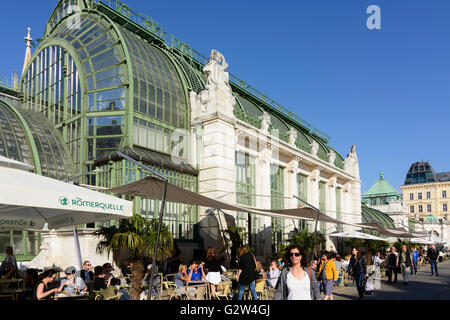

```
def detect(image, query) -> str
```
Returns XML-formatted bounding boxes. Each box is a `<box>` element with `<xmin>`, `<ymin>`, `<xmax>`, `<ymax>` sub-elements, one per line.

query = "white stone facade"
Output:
<box><xmin>191</xmin><ymin>50</ymin><xmax>363</xmax><ymax>262</ymax></box>
<box><xmin>30</xmin><ymin>49</ymin><xmax>363</xmax><ymax>268</ymax></box>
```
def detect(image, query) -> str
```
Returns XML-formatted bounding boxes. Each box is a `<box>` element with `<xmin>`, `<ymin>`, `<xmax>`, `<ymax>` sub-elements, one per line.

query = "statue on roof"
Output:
<box><xmin>344</xmin><ymin>144</ymin><xmax>360</xmax><ymax>178</ymax></box>
<box><xmin>310</xmin><ymin>140</ymin><xmax>319</xmax><ymax>156</ymax></box>
<box><xmin>328</xmin><ymin>150</ymin><xmax>336</xmax><ymax>165</ymax></box>
<box><xmin>190</xmin><ymin>49</ymin><xmax>236</xmax><ymax>120</ymax></box>
<box><xmin>288</xmin><ymin>127</ymin><xmax>297</xmax><ymax>146</ymax></box>
<box><xmin>260</xmin><ymin>112</ymin><xmax>271</xmax><ymax>133</ymax></box>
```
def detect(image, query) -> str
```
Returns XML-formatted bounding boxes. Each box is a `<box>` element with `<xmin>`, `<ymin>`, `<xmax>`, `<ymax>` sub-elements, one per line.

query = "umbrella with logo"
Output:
<box><xmin>328</xmin><ymin>231</ymin><xmax>385</xmax><ymax>241</ymax></box>
<box><xmin>0</xmin><ymin>160</ymin><xmax>133</xmax><ymax>270</ymax></box>
<box><xmin>0</xmin><ymin>166</ymin><xmax>132</xmax><ymax>230</ymax></box>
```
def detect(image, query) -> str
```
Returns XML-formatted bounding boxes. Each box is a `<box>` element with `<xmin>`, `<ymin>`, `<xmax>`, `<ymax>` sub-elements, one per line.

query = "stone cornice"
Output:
<box><xmin>235</xmin><ymin>119</ymin><xmax>360</xmax><ymax>183</ymax></box>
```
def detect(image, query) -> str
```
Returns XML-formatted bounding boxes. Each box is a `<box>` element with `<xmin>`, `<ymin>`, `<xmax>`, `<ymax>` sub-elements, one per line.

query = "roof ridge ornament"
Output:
<box><xmin>189</xmin><ymin>49</ymin><xmax>236</xmax><ymax>120</ymax></box>
<box><xmin>22</xmin><ymin>27</ymin><xmax>33</xmax><ymax>76</ymax></box>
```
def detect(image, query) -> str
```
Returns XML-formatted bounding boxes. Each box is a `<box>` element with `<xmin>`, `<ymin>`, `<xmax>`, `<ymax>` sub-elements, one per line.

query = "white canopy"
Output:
<box><xmin>328</xmin><ymin>231</ymin><xmax>385</xmax><ymax>241</ymax></box>
<box><xmin>410</xmin><ymin>238</ymin><xmax>434</xmax><ymax>245</ymax></box>
<box><xmin>0</xmin><ymin>155</ymin><xmax>34</xmax><ymax>171</ymax></box>
<box><xmin>0</xmin><ymin>166</ymin><xmax>133</xmax><ymax>230</ymax></box>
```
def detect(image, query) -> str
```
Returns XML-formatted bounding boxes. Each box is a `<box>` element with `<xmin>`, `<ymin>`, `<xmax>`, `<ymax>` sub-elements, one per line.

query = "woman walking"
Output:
<box><xmin>204</xmin><ymin>247</ymin><xmax>222</xmax><ymax>299</ymax></box>
<box><xmin>236</xmin><ymin>245</ymin><xmax>258</xmax><ymax>300</ymax></box>
<box><xmin>318</xmin><ymin>252</ymin><xmax>338</xmax><ymax>300</ymax></box>
<box><xmin>274</xmin><ymin>245</ymin><xmax>321</xmax><ymax>300</ymax></box>
<box><xmin>348</xmin><ymin>248</ymin><xmax>368</xmax><ymax>300</ymax></box>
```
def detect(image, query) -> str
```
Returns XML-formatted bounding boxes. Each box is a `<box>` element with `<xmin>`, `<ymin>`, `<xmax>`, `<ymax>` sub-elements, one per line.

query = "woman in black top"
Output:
<box><xmin>204</xmin><ymin>247</ymin><xmax>222</xmax><ymax>299</ymax></box>
<box><xmin>35</xmin><ymin>269</ymin><xmax>65</xmax><ymax>300</ymax></box>
<box><xmin>236</xmin><ymin>245</ymin><xmax>258</xmax><ymax>300</ymax></box>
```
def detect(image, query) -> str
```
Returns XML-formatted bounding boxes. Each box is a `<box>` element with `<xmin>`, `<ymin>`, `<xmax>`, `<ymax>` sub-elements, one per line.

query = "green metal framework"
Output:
<box><xmin>94</xmin><ymin>158</ymin><xmax>198</xmax><ymax>239</ymax></box>
<box><xmin>0</xmin><ymin>100</ymin><xmax>72</xmax><ymax>179</ymax></box>
<box><xmin>89</xmin><ymin>0</ymin><xmax>348</xmax><ymax>167</ymax></box>
<box><xmin>361</xmin><ymin>203</ymin><xmax>395</xmax><ymax>229</ymax></box>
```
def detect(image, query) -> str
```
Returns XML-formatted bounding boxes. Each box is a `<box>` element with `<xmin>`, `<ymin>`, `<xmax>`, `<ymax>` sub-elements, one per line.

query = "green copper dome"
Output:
<box><xmin>362</xmin><ymin>172</ymin><xmax>401</xmax><ymax>205</ymax></box>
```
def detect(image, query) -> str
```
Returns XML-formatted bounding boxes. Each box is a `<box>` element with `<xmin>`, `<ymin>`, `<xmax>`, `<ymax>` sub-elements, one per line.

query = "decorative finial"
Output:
<box><xmin>22</xmin><ymin>27</ymin><xmax>33</xmax><ymax>76</ymax></box>
<box><xmin>380</xmin><ymin>171</ymin><xmax>384</xmax><ymax>180</ymax></box>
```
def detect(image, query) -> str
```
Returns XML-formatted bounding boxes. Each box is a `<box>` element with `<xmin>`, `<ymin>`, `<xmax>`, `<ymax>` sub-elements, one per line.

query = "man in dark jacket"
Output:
<box><xmin>80</xmin><ymin>261</ymin><xmax>94</xmax><ymax>282</ymax></box>
<box><xmin>427</xmin><ymin>244</ymin><xmax>440</xmax><ymax>276</ymax></box>
<box><xmin>396</xmin><ymin>245</ymin><xmax>414</xmax><ymax>285</ymax></box>
<box><xmin>386</xmin><ymin>247</ymin><xmax>398</xmax><ymax>283</ymax></box>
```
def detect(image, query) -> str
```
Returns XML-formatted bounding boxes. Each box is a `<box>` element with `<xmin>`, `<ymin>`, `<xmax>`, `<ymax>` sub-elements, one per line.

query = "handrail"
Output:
<box><xmin>0</xmin><ymin>75</ymin><xmax>14</xmax><ymax>89</ymax></box>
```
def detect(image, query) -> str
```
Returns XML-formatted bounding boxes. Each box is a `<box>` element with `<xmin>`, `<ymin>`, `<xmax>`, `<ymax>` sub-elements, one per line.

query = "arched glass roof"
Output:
<box><xmin>0</xmin><ymin>101</ymin><xmax>33</xmax><ymax>166</ymax></box>
<box><xmin>361</xmin><ymin>203</ymin><xmax>396</xmax><ymax>229</ymax></box>
<box><xmin>19</xmin><ymin>108</ymin><xmax>73</xmax><ymax>180</ymax></box>
<box><xmin>50</xmin><ymin>12</ymin><xmax>127</xmax><ymax>112</ymax></box>
<box><xmin>119</xmin><ymin>26</ymin><xmax>188</xmax><ymax>129</ymax></box>
<box><xmin>0</xmin><ymin>100</ymin><xmax>73</xmax><ymax>180</ymax></box>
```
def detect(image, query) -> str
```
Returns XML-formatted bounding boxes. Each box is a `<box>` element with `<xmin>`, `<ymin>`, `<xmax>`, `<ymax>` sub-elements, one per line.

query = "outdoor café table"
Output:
<box><xmin>54</xmin><ymin>291</ymin><xmax>90</xmax><ymax>300</ymax></box>
<box><xmin>186</xmin><ymin>281</ymin><xmax>210</xmax><ymax>300</ymax></box>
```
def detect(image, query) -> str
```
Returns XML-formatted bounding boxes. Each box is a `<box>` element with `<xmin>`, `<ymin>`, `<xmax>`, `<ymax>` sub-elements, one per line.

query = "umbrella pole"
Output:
<box><xmin>293</xmin><ymin>195</ymin><xmax>321</xmax><ymax>261</ymax></box>
<box><xmin>148</xmin><ymin>179</ymin><xmax>168</xmax><ymax>300</ymax></box>
<box><xmin>73</xmin><ymin>225</ymin><xmax>83</xmax><ymax>272</ymax></box>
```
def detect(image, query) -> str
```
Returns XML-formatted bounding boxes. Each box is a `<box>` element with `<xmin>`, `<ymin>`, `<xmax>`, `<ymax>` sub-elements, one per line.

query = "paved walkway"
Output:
<box><xmin>332</xmin><ymin>260</ymin><xmax>450</xmax><ymax>300</ymax></box>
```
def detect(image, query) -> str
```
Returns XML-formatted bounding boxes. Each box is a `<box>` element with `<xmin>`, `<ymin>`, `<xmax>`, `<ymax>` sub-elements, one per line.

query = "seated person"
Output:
<box><xmin>103</xmin><ymin>262</ymin><xmax>121</xmax><ymax>286</ymax></box>
<box><xmin>35</xmin><ymin>269</ymin><xmax>66</xmax><ymax>300</ymax></box>
<box><xmin>80</xmin><ymin>261</ymin><xmax>94</xmax><ymax>282</ymax></box>
<box><xmin>121</xmin><ymin>260</ymin><xmax>133</xmax><ymax>278</ymax></box>
<box><xmin>174</xmin><ymin>264</ymin><xmax>196</xmax><ymax>297</ymax></box>
<box><xmin>21</xmin><ymin>268</ymin><xmax>39</xmax><ymax>300</ymax></box>
<box><xmin>266</xmin><ymin>260</ymin><xmax>281</xmax><ymax>288</ymax></box>
<box><xmin>1</xmin><ymin>262</ymin><xmax>21</xmax><ymax>280</ymax></box>
<box><xmin>186</xmin><ymin>261</ymin><xmax>205</xmax><ymax>283</ymax></box>
<box><xmin>93</xmin><ymin>266</ymin><xmax>130</xmax><ymax>300</ymax></box>
<box><xmin>59</xmin><ymin>266</ymin><xmax>87</xmax><ymax>294</ymax></box>
<box><xmin>255</xmin><ymin>260</ymin><xmax>267</xmax><ymax>282</ymax></box>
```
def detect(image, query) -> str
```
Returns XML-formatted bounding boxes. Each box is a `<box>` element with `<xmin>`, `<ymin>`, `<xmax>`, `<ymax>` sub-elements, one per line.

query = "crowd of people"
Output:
<box><xmin>0</xmin><ymin>242</ymin><xmax>446</xmax><ymax>301</ymax></box>
<box><xmin>0</xmin><ymin>246</ymin><xmax>132</xmax><ymax>300</ymax></box>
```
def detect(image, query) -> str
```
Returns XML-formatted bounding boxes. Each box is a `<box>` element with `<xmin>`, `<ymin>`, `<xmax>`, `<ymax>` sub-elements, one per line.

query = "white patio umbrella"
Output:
<box><xmin>0</xmin><ymin>165</ymin><xmax>133</xmax><ymax>270</ymax></box>
<box><xmin>410</xmin><ymin>238</ymin><xmax>434</xmax><ymax>245</ymax></box>
<box><xmin>328</xmin><ymin>231</ymin><xmax>385</xmax><ymax>241</ymax></box>
<box><xmin>0</xmin><ymin>155</ymin><xmax>34</xmax><ymax>171</ymax></box>
<box><xmin>0</xmin><ymin>166</ymin><xmax>133</xmax><ymax>230</ymax></box>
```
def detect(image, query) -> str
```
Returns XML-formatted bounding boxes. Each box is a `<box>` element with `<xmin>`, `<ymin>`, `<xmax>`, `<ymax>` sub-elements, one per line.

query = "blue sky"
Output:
<box><xmin>1</xmin><ymin>0</ymin><xmax>449</xmax><ymax>193</ymax></box>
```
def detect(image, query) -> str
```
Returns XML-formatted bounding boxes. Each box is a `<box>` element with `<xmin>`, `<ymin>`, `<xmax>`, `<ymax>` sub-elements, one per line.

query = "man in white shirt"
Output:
<box><xmin>60</xmin><ymin>266</ymin><xmax>87</xmax><ymax>294</ymax></box>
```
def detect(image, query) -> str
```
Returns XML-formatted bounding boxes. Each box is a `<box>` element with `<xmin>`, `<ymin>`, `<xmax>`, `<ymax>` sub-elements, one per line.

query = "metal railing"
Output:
<box><xmin>93</xmin><ymin>0</ymin><xmax>331</xmax><ymax>143</ymax></box>
<box><xmin>0</xmin><ymin>75</ymin><xmax>14</xmax><ymax>89</ymax></box>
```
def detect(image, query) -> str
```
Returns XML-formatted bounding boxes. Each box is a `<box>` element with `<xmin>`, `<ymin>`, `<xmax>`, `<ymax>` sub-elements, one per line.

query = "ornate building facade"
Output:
<box><xmin>401</xmin><ymin>162</ymin><xmax>450</xmax><ymax>246</ymax></box>
<box><xmin>0</xmin><ymin>0</ymin><xmax>363</xmax><ymax>265</ymax></box>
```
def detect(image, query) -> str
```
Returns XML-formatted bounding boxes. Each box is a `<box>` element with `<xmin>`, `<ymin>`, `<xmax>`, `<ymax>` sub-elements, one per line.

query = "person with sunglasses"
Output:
<box><xmin>80</xmin><ymin>261</ymin><xmax>94</xmax><ymax>282</ymax></box>
<box><xmin>274</xmin><ymin>245</ymin><xmax>321</xmax><ymax>300</ymax></box>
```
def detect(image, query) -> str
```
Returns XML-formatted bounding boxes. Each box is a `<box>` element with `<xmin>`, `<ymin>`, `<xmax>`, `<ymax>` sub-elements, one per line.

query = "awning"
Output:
<box><xmin>108</xmin><ymin>176</ymin><xmax>375</xmax><ymax>229</ymax></box>
<box><xmin>410</xmin><ymin>238</ymin><xmax>434</xmax><ymax>245</ymax></box>
<box><xmin>328</xmin><ymin>231</ymin><xmax>385</xmax><ymax>241</ymax></box>
<box><xmin>0</xmin><ymin>166</ymin><xmax>133</xmax><ymax>230</ymax></box>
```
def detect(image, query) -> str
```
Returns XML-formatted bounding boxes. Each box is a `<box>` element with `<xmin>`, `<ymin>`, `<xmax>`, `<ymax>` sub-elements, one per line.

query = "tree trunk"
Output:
<box><xmin>130</xmin><ymin>259</ymin><xmax>144</xmax><ymax>300</ymax></box>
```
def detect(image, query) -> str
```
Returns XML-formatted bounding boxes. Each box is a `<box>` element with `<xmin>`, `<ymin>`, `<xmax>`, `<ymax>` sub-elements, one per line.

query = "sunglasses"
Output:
<box><xmin>290</xmin><ymin>252</ymin><xmax>301</xmax><ymax>257</ymax></box>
